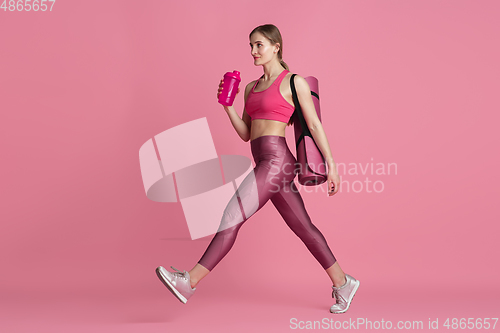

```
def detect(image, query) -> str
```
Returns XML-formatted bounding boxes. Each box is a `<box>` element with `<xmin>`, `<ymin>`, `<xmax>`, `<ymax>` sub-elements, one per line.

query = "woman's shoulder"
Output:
<box><xmin>243</xmin><ymin>80</ymin><xmax>258</xmax><ymax>103</ymax></box>
<box><xmin>245</xmin><ymin>79</ymin><xmax>258</xmax><ymax>89</ymax></box>
<box><xmin>287</xmin><ymin>71</ymin><xmax>304</xmax><ymax>80</ymax></box>
<box><xmin>286</xmin><ymin>72</ymin><xmax>307</xmax><ymax>83</ymax></box>
<box><xmin>287</xmin><ymin>73</ymin><xmax>311</xmax><ymax>94</ymax></box>
<box><xmin>244</xmin><ymin>80</ymin><xmax>258</xmax><ymax>94</ymax></box>
<box><xmin>284</xmin><ymin>71</ymin><xmax>306</xmax><ymax>83</ymax></box>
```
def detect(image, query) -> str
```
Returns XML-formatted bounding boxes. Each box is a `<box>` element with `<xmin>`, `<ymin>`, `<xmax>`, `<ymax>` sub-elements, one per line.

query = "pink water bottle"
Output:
<box><xmin>218</xmin><ymin>70</ymin><xmax>241</xmax><ymax>106</ymax></box>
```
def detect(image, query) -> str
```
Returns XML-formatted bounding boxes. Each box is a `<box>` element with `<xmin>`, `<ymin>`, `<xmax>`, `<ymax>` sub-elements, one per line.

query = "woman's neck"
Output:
<box><xmin>261</xmin><ymin>61</ymin><xmax>285</xmax><ymax>81</ymax></box>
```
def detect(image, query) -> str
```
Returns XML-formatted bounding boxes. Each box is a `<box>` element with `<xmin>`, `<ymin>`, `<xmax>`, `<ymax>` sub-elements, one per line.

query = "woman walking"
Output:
<box><xmin>156</xmin><ymin>24</ymin><xmax>359</xmax><ymax>313</ymax></box>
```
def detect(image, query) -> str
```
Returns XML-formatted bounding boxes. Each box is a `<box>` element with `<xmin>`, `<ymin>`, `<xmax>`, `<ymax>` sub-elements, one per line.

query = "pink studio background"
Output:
<box><xmin>1</xmin><ymin>0</ymin><xmax>499</xmax><ymax>332</ymax></box>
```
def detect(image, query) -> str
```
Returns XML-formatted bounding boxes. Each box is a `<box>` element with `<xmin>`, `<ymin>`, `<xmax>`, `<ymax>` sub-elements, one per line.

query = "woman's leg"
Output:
<box><xmin>192</xmin><ymin>136</ymin><xmax>297</xmax><ymax>286</ymax></box>
<box><xmin>188</xmin><ymin>263</ymin><xmax>210</xmax><ymax>289</ymax></box>
<box><xmin>270</xmin><ymin>174</ymin><xmax>346</xmax><ymax>287</ymax></box>
<box><xmin>326</xmin><ymin>262</ymin><xmax>347</xmax><ymax>287</ymax></box>
<box><xmin>266</xmin><ymin>149</ymin><xmax>360</xmax><ymax>313</ymax></box>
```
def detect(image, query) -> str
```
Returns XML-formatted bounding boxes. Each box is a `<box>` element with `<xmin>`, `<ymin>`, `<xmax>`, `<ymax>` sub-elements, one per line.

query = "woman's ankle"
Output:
<box><xmin>188</xmin><ymin>274</ymin><xmax>198</xmax><ymax>289</ymax></box>
<box><xmin>188</xmin><ymin>263</ymin><xmax>211</xmax><ymax>289</ymax></box>
<box><xmin>333</xmin><ymin>274</ymin><xmax>346</xmax><ymax>288</ymax></box>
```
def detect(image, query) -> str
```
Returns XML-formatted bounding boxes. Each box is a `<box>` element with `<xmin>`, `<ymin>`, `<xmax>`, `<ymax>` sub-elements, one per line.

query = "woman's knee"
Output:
<box><xmin>218</xmin><ymin>207</ymin><xmax>245</xmax><ymax>232</ymax></box>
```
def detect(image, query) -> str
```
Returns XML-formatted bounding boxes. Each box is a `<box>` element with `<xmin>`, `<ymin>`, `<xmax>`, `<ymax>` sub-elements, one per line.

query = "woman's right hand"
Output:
<box><xmin>217</xmin><ymin>78</ymin><xmax>240</xmax><ymax>101</ymax></box>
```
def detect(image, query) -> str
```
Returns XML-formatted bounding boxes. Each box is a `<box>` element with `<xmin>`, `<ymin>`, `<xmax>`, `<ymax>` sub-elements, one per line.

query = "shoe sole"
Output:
<box><xmin>330</xmin><ymin>280</ymin><xmax>360</xmax><ymax>314</ymax></box>
<box><xmin>155</xmin><ymin>267</ymin><xmax>188</xmax><ymax>304</ymax></box>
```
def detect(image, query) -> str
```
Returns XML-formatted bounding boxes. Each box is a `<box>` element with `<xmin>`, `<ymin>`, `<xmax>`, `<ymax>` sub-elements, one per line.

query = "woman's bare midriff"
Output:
<box><xmin>250</xmin><ymin>119</ymin><xmax>287</xmax><ymax>141</ymax></box>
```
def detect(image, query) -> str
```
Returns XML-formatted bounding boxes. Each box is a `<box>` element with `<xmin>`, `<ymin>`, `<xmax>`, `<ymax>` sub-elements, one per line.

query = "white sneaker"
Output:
<box><xmin>330</xmin><ymin>274</ymin><xmax>360</xmax><ymax>313</ymax></box>
<box><xmin>156</xmin><ymin>266</ymin><xmax>196</xmax><ymax>304</ymax></box>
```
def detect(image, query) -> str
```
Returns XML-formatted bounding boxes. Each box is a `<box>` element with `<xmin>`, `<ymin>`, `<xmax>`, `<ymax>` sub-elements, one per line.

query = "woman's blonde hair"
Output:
<box><xmin>249</xmin><ymin>24</ymin><xmax>294</xmax><ymax>126</ymax></box>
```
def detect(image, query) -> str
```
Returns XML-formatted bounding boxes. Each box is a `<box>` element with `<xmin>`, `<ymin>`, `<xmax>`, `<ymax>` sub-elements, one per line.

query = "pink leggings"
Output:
<box><xmin>197</xmin><ymin>135</ymin><xmax>336</xmax><ymax>271</ymax></box>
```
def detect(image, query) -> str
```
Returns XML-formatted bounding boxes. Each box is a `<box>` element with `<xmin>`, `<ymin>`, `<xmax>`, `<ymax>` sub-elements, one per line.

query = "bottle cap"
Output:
<box><xmin>231</xmin><ymin>70</ymin><xmax>241</xmax><ymax>81</ymax></box>
<box><xmin>224</xmin><ymin>70</ymin><xmax>241</xmax><ymax>81</ymax></box>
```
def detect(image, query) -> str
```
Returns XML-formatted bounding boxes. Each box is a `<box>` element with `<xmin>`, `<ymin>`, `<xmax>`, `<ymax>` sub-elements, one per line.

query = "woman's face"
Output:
<box><xmin>249</xmin><ymin>32</ymin><xmax>279</xmax><ymax>66</ymax></box>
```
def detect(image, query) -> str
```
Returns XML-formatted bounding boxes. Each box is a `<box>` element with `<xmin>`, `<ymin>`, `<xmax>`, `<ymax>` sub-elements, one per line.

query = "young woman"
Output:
<box><xmin>156</xmin><ymin>24</ymin><xmax>359</xmax><ymax>313</ymax></box>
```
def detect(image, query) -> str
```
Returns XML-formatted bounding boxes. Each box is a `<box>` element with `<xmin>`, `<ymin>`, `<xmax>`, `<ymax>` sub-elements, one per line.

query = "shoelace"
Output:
<box><xmin>332</xmin><ymin>288</ymin><xmax>346</xmax><ymax>304</ymax></box>
<box><xmin>170</xmin><ymin>266</ymin><xmax>187</xmax><ymax>280</ymax></box>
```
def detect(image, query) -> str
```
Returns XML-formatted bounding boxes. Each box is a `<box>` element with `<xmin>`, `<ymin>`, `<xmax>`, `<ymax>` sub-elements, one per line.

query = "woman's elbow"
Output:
<box><xmin>243</xmin><ymin>125</ymin><xmax>251</xmax><ymax>142</ymax></box>
<box><xmin>308</xmin><ymin>121</ymin><xmax>322</xmax><ymax>133</ymax></box>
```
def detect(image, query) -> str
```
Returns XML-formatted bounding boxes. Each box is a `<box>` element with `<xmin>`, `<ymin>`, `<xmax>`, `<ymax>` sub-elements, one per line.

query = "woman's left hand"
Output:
<box><xmin>327</xmin><ymin>168</ymin><xmax>340</xmax><ymax>196</ymax></box>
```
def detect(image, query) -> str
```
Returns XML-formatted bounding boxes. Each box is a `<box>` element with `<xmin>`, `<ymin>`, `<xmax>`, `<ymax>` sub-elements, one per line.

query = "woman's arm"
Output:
<box><xmin>219</xmin><ymin>80</ymin><xmax>254</xmax><ymax>142</ymax></box>
<box><xmin>294</xmin><ymin>75</ymin><xmax>340</xmax><ymax>195</ymax></box>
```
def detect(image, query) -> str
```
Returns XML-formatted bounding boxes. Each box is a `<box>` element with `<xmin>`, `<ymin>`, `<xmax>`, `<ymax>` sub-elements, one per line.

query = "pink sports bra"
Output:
<box><xmin>245</xmin><ymin>69</ymin><xmax>295</xmax><ymax>124</ymax></box>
